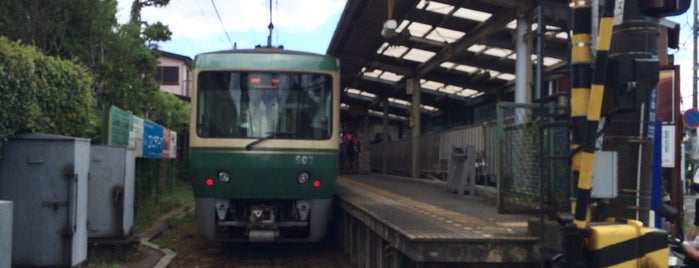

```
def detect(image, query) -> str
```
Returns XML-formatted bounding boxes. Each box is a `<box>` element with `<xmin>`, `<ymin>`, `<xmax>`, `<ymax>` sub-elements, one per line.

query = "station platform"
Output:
<box><xmin>334</xmin><ymin>174</ymin><xmax>542</xmax><ymax>267</ymax></box>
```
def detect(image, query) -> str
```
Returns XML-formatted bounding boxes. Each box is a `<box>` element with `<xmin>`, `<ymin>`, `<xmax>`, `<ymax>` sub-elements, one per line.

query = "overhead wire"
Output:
<box><xmin>193</xmin><ymin>0</ymin><xmax>227</xmax><ymax>45</ymax></box>
<box><xmin>210</xmin><ymin>0</ymin><xmax>235</xmax><ymax>48</ymax></box>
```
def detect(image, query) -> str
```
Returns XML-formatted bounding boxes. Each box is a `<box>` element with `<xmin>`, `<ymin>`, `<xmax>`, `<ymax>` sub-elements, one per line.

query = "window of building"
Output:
<box><xmin>156</xmin><ymin>66</ymin><xmax>179</xmax><ymax>85</ymax></box>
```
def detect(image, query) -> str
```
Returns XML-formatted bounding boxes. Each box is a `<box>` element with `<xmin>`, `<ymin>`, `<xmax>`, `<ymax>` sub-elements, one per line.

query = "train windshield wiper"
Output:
<box><xmin>245</xmin><ymin>132</ymin><xmax>296</xmax><ymax>150</ymax></box>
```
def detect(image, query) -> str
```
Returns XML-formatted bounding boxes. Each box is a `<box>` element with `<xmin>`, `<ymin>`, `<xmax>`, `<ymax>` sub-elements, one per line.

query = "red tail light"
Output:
<box><xmin>206</xmin><ymin>178</ymin><xmax>214</xmax><ymax>186</ymax></box>
<box><xmin>313</xmin><ymin>180</ymin><xmax>321</xmax><ymax>188</ymax></box>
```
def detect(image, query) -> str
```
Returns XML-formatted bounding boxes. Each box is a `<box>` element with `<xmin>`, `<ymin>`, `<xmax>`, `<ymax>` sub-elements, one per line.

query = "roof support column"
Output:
<box><xmin>382</xmin><ymin>97</ymin><xmax>389</xmax><ymax>174</ymax></box>
<box><xmin>515</xmin><ymin>10</ymin><xmax>532</xmax><ymax>124</ymax></box>
<box><xmin>409</xmin><ymin>78</ymin><xmax>421</xmax><ymax>178</ymax></box>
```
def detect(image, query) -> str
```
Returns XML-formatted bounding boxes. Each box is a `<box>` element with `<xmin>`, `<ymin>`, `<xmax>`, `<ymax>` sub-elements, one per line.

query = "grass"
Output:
<box><xmin>133</xmin><ymin>179</ymin><xmax>195</xmax><ymax>234</ymax></box>
<box><xmin>88</xmin><ymin>179</ymin><xmax>194</xmax><ymax>267</ymax></box>
<box><xmin>151</xmin><ymin>209</ymin><xmax>198</xmax><ymax>250</ymax></box>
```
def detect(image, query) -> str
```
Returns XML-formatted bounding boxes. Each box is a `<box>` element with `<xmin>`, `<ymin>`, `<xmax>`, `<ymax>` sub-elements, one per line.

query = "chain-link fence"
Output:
<box><xmin>496</xmin><ymin>100</ymin><xmax>570</xmax><ymax>214</ymax></box>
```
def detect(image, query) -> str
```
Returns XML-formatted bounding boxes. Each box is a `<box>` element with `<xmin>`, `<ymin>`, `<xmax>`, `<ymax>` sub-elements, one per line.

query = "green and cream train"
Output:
<box><xmin>189</xmin><ymin>47</ymin><xmax>340</xmax><ymax>242</ymax></box>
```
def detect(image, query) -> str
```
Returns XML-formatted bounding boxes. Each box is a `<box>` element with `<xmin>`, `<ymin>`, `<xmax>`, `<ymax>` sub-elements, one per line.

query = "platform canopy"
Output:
<box><xmin>327</xmin><ymin>0</ymin><xmax>570</xmax><ymax>122</ymax></box>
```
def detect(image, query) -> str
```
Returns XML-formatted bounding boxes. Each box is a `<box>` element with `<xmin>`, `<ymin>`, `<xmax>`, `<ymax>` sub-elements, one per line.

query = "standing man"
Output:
<box><xmin>341</xmin><ymin>127</ymin><xmax>357</xmax><ymax>173</ymax></box>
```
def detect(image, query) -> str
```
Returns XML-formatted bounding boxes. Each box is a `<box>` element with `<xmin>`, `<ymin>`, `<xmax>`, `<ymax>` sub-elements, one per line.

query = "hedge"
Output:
<box><xmin>0</xmin><ymin>36</ymin><xmax>96</xmax><ymax>144</ymax></box>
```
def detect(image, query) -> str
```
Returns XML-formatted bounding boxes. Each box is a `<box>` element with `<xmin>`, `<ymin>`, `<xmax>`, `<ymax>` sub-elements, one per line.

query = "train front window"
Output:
<box><xmin>196</xmin><ymin>71</ymin><xmax>333</xmax><ymax>139</ymax></box>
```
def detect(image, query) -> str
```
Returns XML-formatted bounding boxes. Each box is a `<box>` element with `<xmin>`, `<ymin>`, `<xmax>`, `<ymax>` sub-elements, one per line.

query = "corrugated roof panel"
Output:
<box><xmin>425</xmin><ymin>27</ymin><xmax>465</xmax><ymax>43</ymax></box>
<box><xmin>362</xmin><ymin>69</ymin><xmax>383</xmax><ymax>78</ymax></box>
<box><xmin>484</xmin><ymin>48</ymin><xmax>513</xmax><ymax>58</ymax></box>
<box><xmin>361</xmin><ymin>91</ymin><xmax>377</xmax><ymax>98</ymax></box>
<box><xmin>458</xmin><ymin>88</ymin><xmax>480</xmax><ymax>97</ymax></box>
<box><xmin>531</xmin><ymin>55</ymin><xmax>564</xmax><ymax>66</ymax></box>
<box><xmin>380</xmin><ymin>71</ymin><xmax>404</xmax><ymax>82</ymax></box>
<box><xmin>453</xmin><ymin>8</ymin><xmax>491</xmax><ymax>22</ymax></box>
<box><xmin>467</xmin><ymin>44</ymin><xmax>487</xmax><ymax>53</ymax></box>
<box><xmin>388</xmin><ymin>97</ymin><xmax>410</xmax><ymax>107</ymax></box>
<box><xmin>403</xmin><ymin>48</ymin><xmax>436</xmax><ymax>62</ymax></box>
<box><xmin>396</xmin><ymin>20</ymin><xmax>411</xmax><ymax>32</ymax></box>
<box><xmin>417</xmin><ymin>0</ymin><xmax>454</xmax><ymax>14</ymax></box>
<box><xmin>453</xmin><ymin>64</ymin><xmax>478</xmax><ymax>73</ymax></box>
<box><xmin>421</xmin><ymin>79</ymin><xmax>444</xmax><ymax>90</ymax></box>
<box><xmin>407</xmin><ymin>22</ymin><xmax>433</xmax><ymax>38</ymax></box>
<box><xmin>381</xmin><ymin>45</ymin><xmax>410</xmax><ymax>58</ymax></box>
<box><xmin>420</xmin><ymin>104</ymin><xmax>439</xmax><ymax>112</ymax></box>
<box><xmin>441</xmin><ymin>85</ymin><xmax>462</xmax><ymax>94</ymax></box>
<box><xmin>496</xmin><ymin>73</ymin><xmax>516</xmax><ymax>81</ymax></box>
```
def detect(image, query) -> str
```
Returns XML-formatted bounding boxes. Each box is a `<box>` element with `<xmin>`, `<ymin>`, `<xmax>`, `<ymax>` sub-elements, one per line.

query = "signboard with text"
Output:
<box><xmin>143</xmin><ymin>120</ymin><xmax>164</xmax><ymax>158</ymax></box>
<box><xmin>108</xmin><ymin>106</ymin><xmax>131</xmax><ymax>147</ymax></box>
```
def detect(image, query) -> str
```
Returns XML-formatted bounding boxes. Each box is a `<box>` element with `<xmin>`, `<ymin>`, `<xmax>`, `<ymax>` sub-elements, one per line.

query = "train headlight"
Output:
<box><xmin>297</xmin><ymin>172</ymin><xmax>310</xmax><ymax>184</ymax></box>
<box><xmin>217</xmin><ymin>171</ymin><xmax>231</xmax><ymax>183</ymax></box>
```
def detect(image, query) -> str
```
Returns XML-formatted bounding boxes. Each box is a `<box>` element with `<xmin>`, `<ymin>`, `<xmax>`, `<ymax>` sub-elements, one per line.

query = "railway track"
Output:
<box><xmin>165</xmin><ymin>236</ymin><xmax>350</xmax><ymax>267</ymax></box>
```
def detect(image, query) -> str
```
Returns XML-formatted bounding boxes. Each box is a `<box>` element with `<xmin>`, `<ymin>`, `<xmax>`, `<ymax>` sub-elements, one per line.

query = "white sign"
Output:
<box><xmin>661</xmin><ymin>125</ymin><xmax>675</xmax><ymax>168</ymax></box>
<box><xmin>613</xmin><ymin>0</ymin><xmax>625</xmax><ymax>26</ymax></box>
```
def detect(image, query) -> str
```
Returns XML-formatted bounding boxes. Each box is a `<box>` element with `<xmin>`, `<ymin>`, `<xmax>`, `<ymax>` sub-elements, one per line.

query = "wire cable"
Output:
<box><xmin>193</xmin><ymin>0</ymin><xmax>226</xmax><ymax>44</ymax></box>
<box><xmin>210</xmin><ymin>0</ymin><xmax>234</xmax><ymax>48</ymax></box>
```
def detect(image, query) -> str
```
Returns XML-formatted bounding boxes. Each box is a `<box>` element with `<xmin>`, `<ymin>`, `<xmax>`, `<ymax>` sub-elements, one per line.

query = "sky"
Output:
<box><xmin>116</xmin><ymin>0</ymin><xmax>347</xmax><ymax>57</ymax></box>
<box><xmin>117</xmin><ymin>1</ymin><xmax>697</xmax><ymax>111</ymax></box>
<box><xmin>667</xmin><ymin>11</ymin><xmax>696</xmax><ymax>111</ymax></box>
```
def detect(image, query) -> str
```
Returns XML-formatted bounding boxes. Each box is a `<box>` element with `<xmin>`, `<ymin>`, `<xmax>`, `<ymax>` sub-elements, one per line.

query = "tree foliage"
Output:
<box><xmin>0</xmin><ymin>0</ymin><xmax>189</xmax><ymax>141</ymax></box>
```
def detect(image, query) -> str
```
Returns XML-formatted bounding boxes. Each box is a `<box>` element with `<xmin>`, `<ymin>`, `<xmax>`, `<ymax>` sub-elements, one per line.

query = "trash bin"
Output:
<box><xmin>88</xmin><ymin>145</ymin><xmax>136</xmax><ymax>239</ymax></box>
<box><xmin>446</xmin><ymin>145</ymin><xmax>476</xmax><ymax>195</ymax></box>
<box><xmin>0</xmin><ymin>133</ymin><xmax>90</xmax><ymax>267</ymax></box>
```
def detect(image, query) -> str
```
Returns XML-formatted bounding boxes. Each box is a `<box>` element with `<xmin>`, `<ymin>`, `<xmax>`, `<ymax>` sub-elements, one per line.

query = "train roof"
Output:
<box><xmin>201</xmin><ymin>46</ymin><xmax>323</xmax><ymax>57</ymax></box>
<box><xmin>194</xmin><ymin>47</ymin><xmax>339</xmax><ymax>71</ymax></box>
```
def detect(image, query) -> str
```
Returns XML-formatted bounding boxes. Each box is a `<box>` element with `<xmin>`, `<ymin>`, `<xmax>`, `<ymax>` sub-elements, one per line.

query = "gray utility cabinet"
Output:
<box><xmin>446</xmin><ymin>145</ymin><xmax>476</xmax><ymax>195</ymax></box>
<box><xmin>0</xmin><ymin>200</ymin><xmax>12</xmax><ymax>268</ymax></box>
<box><xmin>88</xmin><ymin>145</ymin><xmax>136</xmax><ymax>238</ymax></box>
<box><xmin>0</xmin><ymin>133</ymin><xmax>90</xmax><ymax>267</ymax></box>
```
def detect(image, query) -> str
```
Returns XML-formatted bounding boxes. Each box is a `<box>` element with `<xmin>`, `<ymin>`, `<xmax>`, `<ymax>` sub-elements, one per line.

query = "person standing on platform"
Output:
<box><xmin>341</xmin><ymin>127</ymin><xmax>357</xmax><ymax>173</ymax></box>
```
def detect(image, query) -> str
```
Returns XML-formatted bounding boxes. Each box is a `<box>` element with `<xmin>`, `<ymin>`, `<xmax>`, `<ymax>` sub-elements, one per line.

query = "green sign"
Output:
<box><xmin>108</xmin><ymin>106</ymin><xmax>131</xmax><ymax>147</ymax></box>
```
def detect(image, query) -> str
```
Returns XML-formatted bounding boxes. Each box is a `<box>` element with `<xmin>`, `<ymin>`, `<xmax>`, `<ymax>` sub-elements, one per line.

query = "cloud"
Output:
<box><xmin>118</xmin><ymin>0</ymin><xmax>346</xmax><ymax>39</ymax></box>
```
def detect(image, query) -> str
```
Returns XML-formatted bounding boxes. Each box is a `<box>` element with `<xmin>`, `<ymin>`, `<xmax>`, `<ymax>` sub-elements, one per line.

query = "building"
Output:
<box><xmin>155</xmin><ymin>51</ymin><xmax>192</xmax><ymax>101</ymax></box>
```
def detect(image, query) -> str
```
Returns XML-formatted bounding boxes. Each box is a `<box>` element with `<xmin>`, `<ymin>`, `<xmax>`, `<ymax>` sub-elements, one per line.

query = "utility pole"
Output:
<box><xmin>693</xmin><ymin>0</ymin><xmax>697</xmax><ymax>109</ymax></box>
<box><xmin>693</xmin><ymin>0</ymin><xmax>698</xmax><ymax>178</ymax></box>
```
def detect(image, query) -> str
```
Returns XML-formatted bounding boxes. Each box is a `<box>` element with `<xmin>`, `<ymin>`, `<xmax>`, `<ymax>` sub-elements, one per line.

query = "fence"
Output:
<box><xmin>368</xmin><ymin>99</ymin><xmax>570</xmax><ymax>215</ymax></box>
<box><xmin>496</xmin><ymin>101</ymin><xmax>570</xmax><ymax>214</ymax></box>
<box><xmin>369</xmin><ymin>122</ymin><xmax>497</xmax><ymax>183</ymax></box>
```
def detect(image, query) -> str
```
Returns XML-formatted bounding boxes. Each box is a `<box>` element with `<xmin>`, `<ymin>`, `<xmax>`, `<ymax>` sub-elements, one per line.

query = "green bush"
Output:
<box><xmin>0</xmin><ymin>36</ymin><xmax>96</xmax><ymax>143</ymax></box>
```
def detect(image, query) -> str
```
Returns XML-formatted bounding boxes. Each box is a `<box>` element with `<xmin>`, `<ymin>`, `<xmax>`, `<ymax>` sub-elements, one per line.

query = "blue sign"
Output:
<box><xmin>684</xmin><ymin>108</ymin><xmax>699</xmax><ymax>129</ymax></box>
<box><xmin>143</xmin><ymin>120</ymin><xmax>164</xmax><ymax>158</ymax></box>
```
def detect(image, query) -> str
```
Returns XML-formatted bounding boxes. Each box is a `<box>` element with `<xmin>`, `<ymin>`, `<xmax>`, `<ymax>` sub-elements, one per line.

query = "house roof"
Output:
<box><xmin>157</xmin><ymin>50</ymin><xmax>193</xmax><ymax>69</ymax></box>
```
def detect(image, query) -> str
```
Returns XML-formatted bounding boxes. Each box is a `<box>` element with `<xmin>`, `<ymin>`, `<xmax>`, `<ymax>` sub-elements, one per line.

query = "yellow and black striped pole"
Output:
<box><xmin>569</xmin><ymin>0</ymin><xmax>593</xmax><ymax>225</ymax></box>
<box><xmin>572</xmin><ymin>0</ymin><xmax>616</xmax><ymax>229</ymax></box>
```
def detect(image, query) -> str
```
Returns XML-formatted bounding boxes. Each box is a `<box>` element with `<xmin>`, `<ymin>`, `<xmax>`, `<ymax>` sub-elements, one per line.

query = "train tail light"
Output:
<box><xmin>206</xmin><ymin>178</ymin><xmax>214</xmax><ymax>186</ymax></box>
<box><xmin>313</xmin><ymin>180</ymin><xmax>321</xmax><ymax>188</ymax></box>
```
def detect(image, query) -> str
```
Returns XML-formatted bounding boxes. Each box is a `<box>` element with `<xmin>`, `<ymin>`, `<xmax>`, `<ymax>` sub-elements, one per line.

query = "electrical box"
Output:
<box><xmin>591</xmin><ymin>151</ymin><xmax>618</xmax><ymax>199</ymax></box>
<box><xmin>0</xmin><ymin>133</ymin><xmax>90</xmax><ymax>267</ymax></box>
<box><xmin>88</xmin><ymin>145</ymin><xmax>136</xmax><ymax>238</ymax></box>
<box><xmin>0</xmin><ymin>200</ymin><xmax>12</xmax><ymax>268</ymax></box>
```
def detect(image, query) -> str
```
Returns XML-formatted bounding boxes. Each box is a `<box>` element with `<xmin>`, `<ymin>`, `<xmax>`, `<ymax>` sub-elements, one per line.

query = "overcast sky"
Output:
<box><xmin>116</xmin><ymin>0</ymin><xmax>347</xmax><ymax>57</ymax></box>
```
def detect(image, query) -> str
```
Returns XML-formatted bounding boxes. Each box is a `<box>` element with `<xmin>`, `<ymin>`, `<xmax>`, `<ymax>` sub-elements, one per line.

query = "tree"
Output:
<box><xmin>0</xmin><ymin>0</ymin><xmax>189</xmax><ymax>139</ymax></box>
